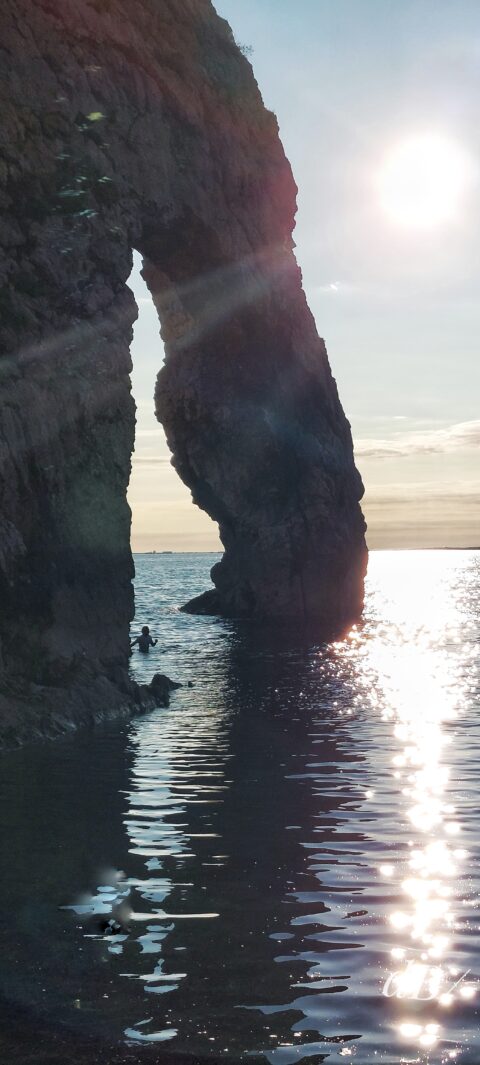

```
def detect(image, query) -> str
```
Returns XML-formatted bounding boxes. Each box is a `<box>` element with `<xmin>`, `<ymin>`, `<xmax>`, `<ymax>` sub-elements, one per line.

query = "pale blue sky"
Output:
<box><xmin>128</xmin><ymin>0</ymin><xmax>480</xmax><ymax>549</ymax></box>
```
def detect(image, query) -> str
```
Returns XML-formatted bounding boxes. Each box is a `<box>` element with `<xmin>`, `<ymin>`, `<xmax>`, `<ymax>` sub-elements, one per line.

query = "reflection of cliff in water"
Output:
<box><xmin>0</xmin><ymin>552</ymin><xmax>478</xmax><ymax>1064</ymax></box>
<box><xmin>119</xmin><ymin>685</ymin><xmax>235</xmax><ymax>1045</ymax></box>
<box><xmin>116</xmin><ymin>625</ymin><xmax>370</xmax><ymax>1059</ymax></box>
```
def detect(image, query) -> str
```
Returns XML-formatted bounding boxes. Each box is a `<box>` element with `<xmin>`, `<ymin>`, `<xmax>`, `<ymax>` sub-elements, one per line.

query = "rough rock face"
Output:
<box><xmin>0</xmin><ymin>0</ymin><xmax>366</xmax><ymax>728</ymax></box>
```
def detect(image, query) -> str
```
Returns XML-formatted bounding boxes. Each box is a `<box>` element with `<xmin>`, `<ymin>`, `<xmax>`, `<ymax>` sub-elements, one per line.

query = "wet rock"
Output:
<box><xmin>138</xmin><ymin>672</ymin><xmax>182</xmax><ymax>709</ymax></box>
<box><xmin>0</xmin><ymin>666</ymin><xmax>181</xmax><ymax>749</ymax></box>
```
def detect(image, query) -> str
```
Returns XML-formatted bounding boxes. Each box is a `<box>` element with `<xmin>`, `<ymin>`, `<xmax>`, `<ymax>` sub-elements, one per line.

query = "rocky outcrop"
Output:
<box><xmin>0</xmin><ymin>671</ymin><xmax>181</xmax><ymax>749</ymax></box>
<box><xmin>0</xmin><ymin>0</ymin><xmax>366</xmax><ymax>729</ymax></box>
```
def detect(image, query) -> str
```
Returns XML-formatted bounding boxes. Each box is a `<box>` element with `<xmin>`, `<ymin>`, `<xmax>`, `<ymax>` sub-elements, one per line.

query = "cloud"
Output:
<box><xmin>134</xmin><ymin>428</ymin><xmax>164</xmax><ymax>438</ymax></box>
<box><xmin>365</xmin><ymin>489</ymin><xmax>480</xmax><ymax>507</ymax></box>
<box><xmin>131</xmin><ymin>456</ymin><xmax>171</xmax><ymax>466</ymax></box>
<box><xmin>309</xmin><ymin>280</ymin><xmax>353</xmax><ymax>296</ymax></box>
<box><xmin>316</xmin><ymin>281</ymin><xmax>340</xmax><ymax>293</ymax></box>
<box><xmin>355</xmin><ymin>419</ymin><xmax>480</xmax><ymax>459</ymax></box>
<box><xmin>362</xmin><ymin>479</ymin><xmax>480</xmax><ymax>548</ymax></box>
<box><xmin>135</xmin><ymin>401</ymin><xmax>157</xmax><ymax>412</ymax></box>
<box><xmin>136</xmin><ymin>296</ymin><xmax>156</xmax><ymax>307</ymax></box>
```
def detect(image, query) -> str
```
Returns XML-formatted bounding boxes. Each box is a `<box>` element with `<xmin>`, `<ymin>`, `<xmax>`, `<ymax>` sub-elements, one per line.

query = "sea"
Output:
<box><xmin>0</xmin><ymin>550</ymin><xmax>479</xmax><ymax>1065</ymax></box>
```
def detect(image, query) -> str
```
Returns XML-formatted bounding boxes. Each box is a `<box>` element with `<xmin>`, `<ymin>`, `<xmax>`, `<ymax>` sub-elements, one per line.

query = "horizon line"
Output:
<box><xmin>132</xmin><ymin>546</ymin><xmax>480</xmax><ymax>554</ymax></box>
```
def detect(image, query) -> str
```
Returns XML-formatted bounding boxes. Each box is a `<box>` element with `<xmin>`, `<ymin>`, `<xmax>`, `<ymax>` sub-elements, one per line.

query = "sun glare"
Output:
<box><xmin>378</xmin><ymin>133</ymin><xmax>471</xmax><ymax>229</ymax></box>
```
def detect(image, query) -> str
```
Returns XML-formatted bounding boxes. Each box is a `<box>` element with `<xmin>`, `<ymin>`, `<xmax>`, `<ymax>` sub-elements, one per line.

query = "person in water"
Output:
<box><xmin>130</xmin><ymin>625</ymin><xmax>158</xmax><ymax>653</ymax></box>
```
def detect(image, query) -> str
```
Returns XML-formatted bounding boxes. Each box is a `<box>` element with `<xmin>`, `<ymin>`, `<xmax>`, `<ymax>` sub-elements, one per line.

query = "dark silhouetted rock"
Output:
<box><xmin>0</xmin><ymin>0</ymin><xmax>366</xmax><ymax>740</ymax></box>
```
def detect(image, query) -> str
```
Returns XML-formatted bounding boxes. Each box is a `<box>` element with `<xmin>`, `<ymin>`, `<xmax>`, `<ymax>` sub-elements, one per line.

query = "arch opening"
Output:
<box><xmin>127</xmin><ymin>252</ymin><xmax>220</xmax><ymax>558</ymax></box>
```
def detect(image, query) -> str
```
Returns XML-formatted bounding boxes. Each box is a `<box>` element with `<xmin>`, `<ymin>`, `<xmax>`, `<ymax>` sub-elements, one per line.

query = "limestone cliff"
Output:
<box><xmin>0</xmin><ymin>0</ymin><xmax>366</xmax><ymax>734</ymax></box>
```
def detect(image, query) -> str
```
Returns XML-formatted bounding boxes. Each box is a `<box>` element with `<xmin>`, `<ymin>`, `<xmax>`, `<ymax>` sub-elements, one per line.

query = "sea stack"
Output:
<box><xmin>0</xmin><ymin>0</ymin><xmax>366</xmax><ymax>725</ymax></box>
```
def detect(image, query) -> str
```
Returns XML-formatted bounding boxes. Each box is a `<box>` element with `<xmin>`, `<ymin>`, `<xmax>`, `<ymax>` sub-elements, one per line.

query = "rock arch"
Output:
<box><xmin>0</xmin><ymin>0</ymin><xmax>366</xmax><ymax>722</ymax></box>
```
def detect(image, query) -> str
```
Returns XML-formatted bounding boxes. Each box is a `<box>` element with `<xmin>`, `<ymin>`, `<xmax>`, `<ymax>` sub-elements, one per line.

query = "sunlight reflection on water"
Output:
<box><xmin>124</xmin><ymin>551</ymin><xmax>479</xmax><ymax>1063</ymax></box>
<box><xmin>356</xmin><ymin>553</ymin><xmax>478</xmax><ymax>1058</ymax></box>
<box><xmin>0</xmin><ymin>550</ymin><xmax>478</xmax><ymax>1065</ymax></box>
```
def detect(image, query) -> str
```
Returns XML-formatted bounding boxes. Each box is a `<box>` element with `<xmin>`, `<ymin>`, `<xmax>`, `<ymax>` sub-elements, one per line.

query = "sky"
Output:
<box><xmin>128</xmin><ymin>0</ymin><xmax>480</xmax><ymax>551</ymax></box>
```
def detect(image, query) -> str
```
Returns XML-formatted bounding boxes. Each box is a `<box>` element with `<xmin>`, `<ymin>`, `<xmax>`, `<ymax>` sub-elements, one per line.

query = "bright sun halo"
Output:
<box><xmin>378</xmin><ymin>134</ymin><xmax>471</xmax><ymax>230</ymax></box>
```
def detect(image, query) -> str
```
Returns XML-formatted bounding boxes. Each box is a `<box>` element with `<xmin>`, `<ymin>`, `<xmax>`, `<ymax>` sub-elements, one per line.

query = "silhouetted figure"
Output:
<box><xmin>130</xmin><ymin>625</ymin><xmax>157</xmax><ymax>653</ymax></box>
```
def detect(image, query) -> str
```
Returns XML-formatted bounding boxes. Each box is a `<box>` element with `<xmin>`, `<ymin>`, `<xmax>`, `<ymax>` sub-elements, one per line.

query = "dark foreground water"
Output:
<box><xmin>0</xmin><ymin>551</ymin><xmax>479</xmax><ymax>1065</ymax></box>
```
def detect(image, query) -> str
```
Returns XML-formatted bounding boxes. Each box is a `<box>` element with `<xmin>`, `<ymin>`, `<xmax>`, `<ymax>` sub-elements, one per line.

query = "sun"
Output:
<box><xmin>378</xmin><ymin>134</ymin><xmax>471</xmax><ymax>230</ymax></box>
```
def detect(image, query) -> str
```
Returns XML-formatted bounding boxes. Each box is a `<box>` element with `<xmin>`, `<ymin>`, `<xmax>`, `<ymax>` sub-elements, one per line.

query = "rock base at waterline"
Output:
<box><xmin>0</xmin><ymin>668</ymin><xmax>181</xmax><ymax>750</ymax></box>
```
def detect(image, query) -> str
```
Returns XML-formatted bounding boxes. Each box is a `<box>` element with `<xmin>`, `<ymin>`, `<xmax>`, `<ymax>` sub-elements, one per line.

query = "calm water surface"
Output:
<box><xmin>0</xmin><ymin>550</ymin><xmax>479</xmax><ymax>1065</ymax></box>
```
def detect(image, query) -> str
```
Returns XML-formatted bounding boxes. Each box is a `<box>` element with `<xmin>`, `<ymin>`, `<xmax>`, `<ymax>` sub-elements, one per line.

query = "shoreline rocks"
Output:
<box><xmin>0</xmin><ymin>669</ymin><xmax>181</xmax><ymax>750</ymax></box>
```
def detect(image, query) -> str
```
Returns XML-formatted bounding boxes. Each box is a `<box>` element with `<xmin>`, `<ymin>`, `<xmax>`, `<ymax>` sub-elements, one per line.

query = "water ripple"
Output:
<box><xmin>0</xmin><ymin>550</ymin><xmax>478</xmax><ymax>1064</ymax></box>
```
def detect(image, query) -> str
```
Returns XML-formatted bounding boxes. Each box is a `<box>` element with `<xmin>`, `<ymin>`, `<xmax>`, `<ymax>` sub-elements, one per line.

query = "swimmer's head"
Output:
<box><xmin>141</xmin><ymin>625</ymin><xmax>150</xmax><ymax>635</ymax></box>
